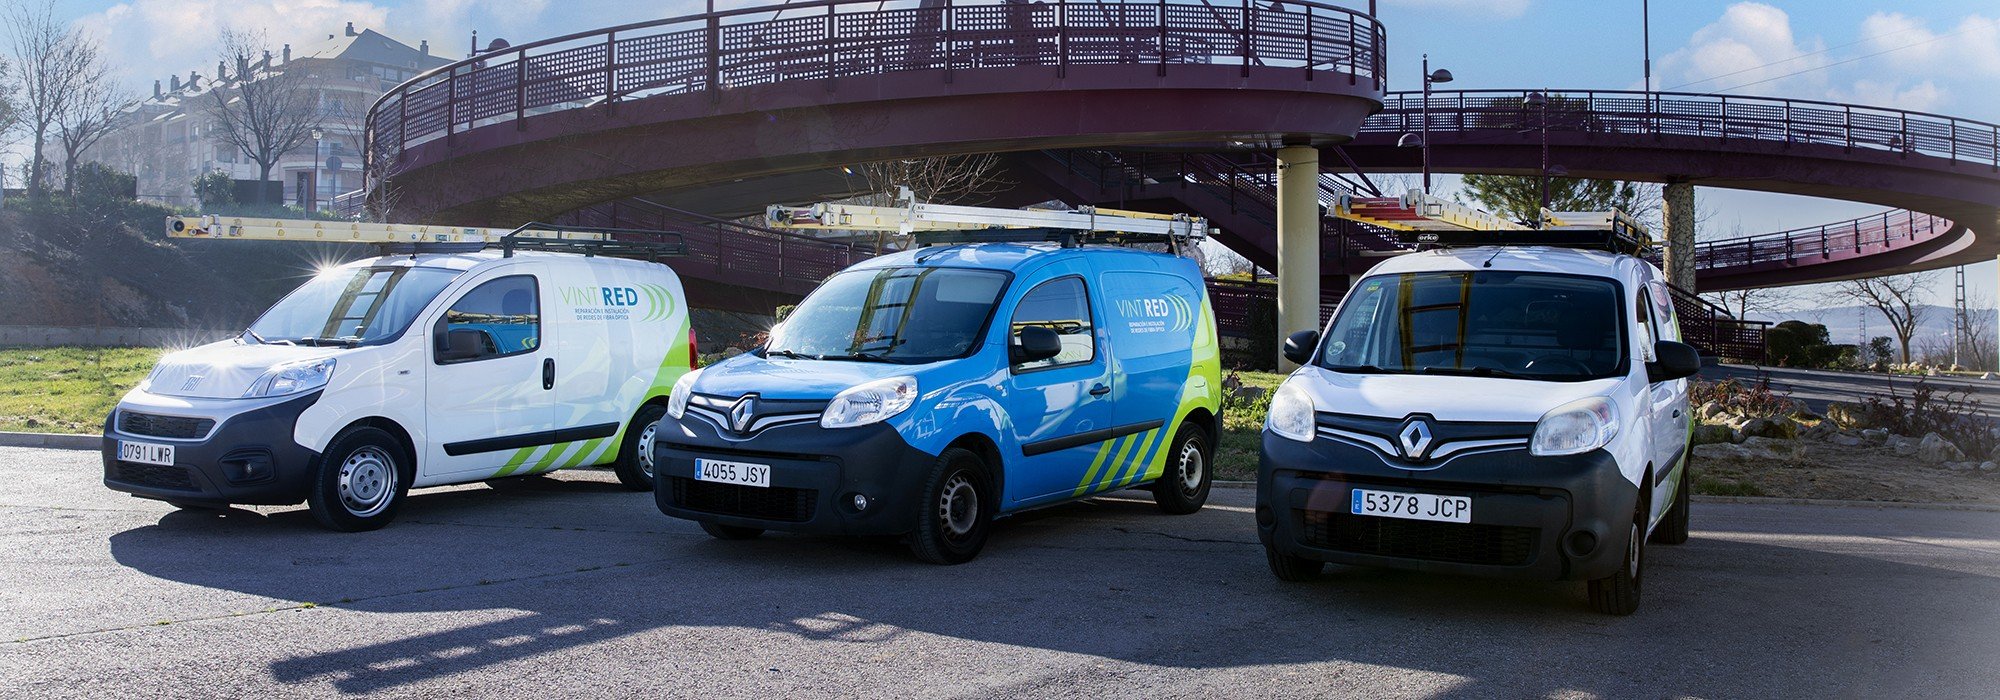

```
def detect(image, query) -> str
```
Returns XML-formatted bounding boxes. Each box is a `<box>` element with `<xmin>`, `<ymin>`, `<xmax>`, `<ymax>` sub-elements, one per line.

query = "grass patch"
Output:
<box><xmin>1693</xmin><ymin>472</ymin><xmax>1767</xmax><ymax>497</ymax></box>
<box><xmin>1216</xmin><ymin>370</ymin><xmax>1286</xmax><ymax>481</ymax></box>
<box><xmin>0</xmin><ymin>346</ymin><xmax>159</xmax><ymax>434</ymax></box>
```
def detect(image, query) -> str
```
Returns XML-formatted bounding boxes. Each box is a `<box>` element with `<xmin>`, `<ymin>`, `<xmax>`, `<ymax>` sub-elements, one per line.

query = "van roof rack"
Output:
<box><xmin>1333</xmin><ymin>190</ymin><xmax>1656</xmax><ymax>255</ymax></box>
<box><xmin>767</xmin><ymin>186</ymin><xmax>1208</xmax><ymax>253</ymax></box>
<box><xmin>165</xmin><ymin>215</ymin><xmax>687</xmax><ymax>261</ymax></box>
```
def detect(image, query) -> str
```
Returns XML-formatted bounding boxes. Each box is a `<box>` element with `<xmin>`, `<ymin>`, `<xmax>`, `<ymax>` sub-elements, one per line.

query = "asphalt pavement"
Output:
<box><xmin>3</xmin><ymin>445</ymin><xmax>1998</xmax><ymax>698</ymax></box>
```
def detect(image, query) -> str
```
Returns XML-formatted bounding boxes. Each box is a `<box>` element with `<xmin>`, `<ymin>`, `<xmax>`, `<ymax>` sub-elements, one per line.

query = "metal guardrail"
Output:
<box><xmin>1667</xmin><ymin>283</ymin><xmax>1767</xmax><ymax>363</ymax></box>
<box><xmin>366</xmin><ymin>0</ymin><xmax>1387</xmax><ymax>170</ymax></box>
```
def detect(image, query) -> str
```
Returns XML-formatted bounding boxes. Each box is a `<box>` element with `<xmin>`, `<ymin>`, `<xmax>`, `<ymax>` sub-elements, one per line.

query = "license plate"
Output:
<box><xmin>118</xmin><ymin>440</ymin><xmax>175</xmax><ymax>466</ymax></box>
<box><xmin>1351</xmin><ymin>488</ymin><xmax>1471</xmax><ymax>524</ymax></box>
<box><xmin>695</xmin><ymin>458</ymin><xmax>770</xmax><ymax>488</ymax></box>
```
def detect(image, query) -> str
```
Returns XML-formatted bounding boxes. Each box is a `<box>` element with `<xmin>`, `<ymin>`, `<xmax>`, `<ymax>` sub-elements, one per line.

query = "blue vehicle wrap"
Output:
<box><xmin>653</xmin><ymin>243</ymin><xmax>1221</xmax><ymax>536</ymax></box>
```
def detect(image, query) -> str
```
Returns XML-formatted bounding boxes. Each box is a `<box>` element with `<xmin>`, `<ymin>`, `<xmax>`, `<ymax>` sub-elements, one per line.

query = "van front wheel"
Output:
<box><xmin>614</xmin><ymin>404</ymin><xmax>668</xmax><ymax>492</ymax></box>
<box><xmin>1150</xmin><ymin>422</ymin><xmax>1212</xmax><ymax>515</ymax></box>
<box><xmin>306</xmin><ymin>427</ymin><xmax>409</xmax><ymax>532</ymax></box>
<box><xmin>908</xmin><ymin>448</ymin><xmax>994</xmax><ymax>565</ymax></box>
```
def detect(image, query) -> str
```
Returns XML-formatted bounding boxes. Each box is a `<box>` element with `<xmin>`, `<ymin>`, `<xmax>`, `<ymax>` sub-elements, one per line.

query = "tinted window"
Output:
<box><xmin>250</xmin><ymin>266</ymin><xmax>459</xmax><ymax>346</ymax></box>
<box><xmin>767</xmin><ymin>267</ymin><xmax>1008</xmax><ymax>363</ymax></box>
<box><xmin>437</xmin><ymin>275</ymin><xmax>540</xmax><ymax>363</ymax></box>
<box><xmin>1011</xmin><ymin>277</ymin><xmax>1096</xmax><ymax>370</ymax></box>
<box><xmin>1319</xmin><ymin>271</ymin><xmax>1625</xmax><ymax>381</ymax></box>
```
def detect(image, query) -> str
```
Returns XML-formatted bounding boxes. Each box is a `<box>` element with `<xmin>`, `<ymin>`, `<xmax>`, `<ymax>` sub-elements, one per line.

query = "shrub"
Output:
<box><xmin>1690</xmin><ymin>376</ymin><xmax>1795</xmax><ymax>417</ymax></box>
<box><xmin>1857</xmin><ymin>378</ymin><xmax>1995</xmax><ymax>457</ymax></box>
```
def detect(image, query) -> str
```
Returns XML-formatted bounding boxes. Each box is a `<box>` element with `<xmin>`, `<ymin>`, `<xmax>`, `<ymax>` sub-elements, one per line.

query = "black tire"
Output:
<box><xmin>699</xmin><ymin>521</ymin><xmax>764</xmax><ymax>540</ymax></box>
<box><xmin>306</xmin><ymin>427</ymin><xmax>410</xmax><ymax>532</ymax></box>
<box><xmin>613</xmin><ymin>403</ymin><xmax>669</xmax><ymax>492</ymax></box>
<box><xmin>1266</xmin><ymin>543</ymin><xmax>1325</xmax><ymax>582</ymax></box>
<box><xmin>908</xmin><ymin>447</ymin><xmax>994</xmax><ymax>565</ymax></box>
<box><xmin>1588</xmin><ymin>520</ymin><xmax>1644</xmax><ymax>615</ymax></box>
<box><xmin>1651</xmin><ymin>465</ymin><xmax>1691</xmax><ymax>545</ymax></box>
<box><xmin>1150</xmin><ymin>422</ymin><xmax>1212</xmax><ymax>515</ymax></box>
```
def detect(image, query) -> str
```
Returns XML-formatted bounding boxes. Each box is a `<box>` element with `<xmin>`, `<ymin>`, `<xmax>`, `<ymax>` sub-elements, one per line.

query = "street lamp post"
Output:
<box><xmin>310</xmin><ymin>127</ymin><xmax>324</xmax><ymax>212</ymax></box>
<box><xmin>1525</xmin><ymin>91</ymin><xmax>1558</xmax><ymax>223</ymax></box>
<box><xmin>1419</xmin><ymin>54</ymin><xmax>1453</xmax><ymax>194</ymax></box>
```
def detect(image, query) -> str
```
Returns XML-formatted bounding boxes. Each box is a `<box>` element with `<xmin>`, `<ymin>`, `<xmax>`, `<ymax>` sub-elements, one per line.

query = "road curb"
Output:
<box><xmin>1693</xmin><ymin>494</ymin><xmax>2000</xmax><ymax>512</ymax></box>
<box><xmin>0</xmin><ymin>431</ymin><xmax>97</xmax><ymax>450</ymax></box>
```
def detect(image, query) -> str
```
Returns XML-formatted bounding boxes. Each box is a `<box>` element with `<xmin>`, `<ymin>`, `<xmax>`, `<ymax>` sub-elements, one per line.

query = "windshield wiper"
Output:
<box><xmin>816</xmin><ymin>352</ymin><xmax>900</xmax><ymax>364</ymax></box>
<box><xmin>1418</xmin><ymin>365</ymin><xmax>1531</xmax><ymax>380</ymax></box>
<box><xmin>243</xmin><ymin>329</ymin><xmax>266</xmax><ymax>345</ymax></box>
<box><xmin>296</xmin><ymin>336</ymin><xmax>361</xmax><ymax>347</ymax></box>
<box><xmin>766</xmin><ymin>348</ymin><xmax>812</xmax><ymax>360</ymax></box>
<box><xmin>1327</xmin><ymin>364</ymin><xmax>1394</xmax><ymax>374</ymax></box>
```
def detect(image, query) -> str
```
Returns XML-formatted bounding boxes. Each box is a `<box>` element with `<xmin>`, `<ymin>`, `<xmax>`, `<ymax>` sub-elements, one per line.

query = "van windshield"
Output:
<box><xmin>1318</xmin><ymin>270</ymin><xmax>1626</xmax><ymax>381</ymax></box>
<box><xmin>766</xmin><ymin>266</ymin><xmax>1009</xmax><ymax>363</ymax></box>
<box><xmin>248</xmin><ymin>267</ymin><xmax>461</xmax><ymax>346</ymax></box>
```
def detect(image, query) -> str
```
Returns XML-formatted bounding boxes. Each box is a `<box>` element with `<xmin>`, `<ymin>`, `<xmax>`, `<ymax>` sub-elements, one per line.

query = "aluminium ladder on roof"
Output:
<box><xmin>764</xmin><ymin>187</ymin><xmax>1210</xmax><ymax>243</ymax></box>
<box><xmin>163</xmin><ymin>215</ymin><xmax>688</xmax><ymax>260</ymax></box>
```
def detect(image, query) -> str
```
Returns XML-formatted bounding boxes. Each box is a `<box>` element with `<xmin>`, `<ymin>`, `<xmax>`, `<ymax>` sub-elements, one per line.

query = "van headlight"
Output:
<box><xmin>1530</xmin><ymin>396</ymin><xmax>1619</xmax><ymax>457</ymax></box>
<box><xmin>667</xmin><ymin>368</ymin><xmax>703</xmax><ymax>419</ymax></box>
<box><xmin>821</xmin><ymin>376</ymin><xmax>918</xmax><ymax>429</ymax></box>
<box><xmin>243</xmin><ymin>358</ymin><xmax>336</xmax><ymax>398</ymax></box>
<box><xmin>1265</xmin><ymin>379</ymin><xmax>1317</xmax><ymax>442</ymax></box>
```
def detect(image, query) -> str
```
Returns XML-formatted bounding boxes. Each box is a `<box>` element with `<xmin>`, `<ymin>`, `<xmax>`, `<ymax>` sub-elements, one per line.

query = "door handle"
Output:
<box><xmin>1089</xmin><ymin>383</ymin><xmax>1111</xmax><ymax>397</ymax></box>
<box><xmin>543</xmin><ymin>358</ymin><xmax>555</xmax><ymax>390</ymax></box>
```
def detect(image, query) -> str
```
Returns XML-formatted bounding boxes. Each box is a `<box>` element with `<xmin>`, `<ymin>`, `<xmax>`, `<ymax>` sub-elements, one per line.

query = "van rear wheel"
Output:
<box><xmin>908</xmin><ymin>448</ymin><xmax>994</xmax><ymax>565</ymax></box>
<box><xmin>1150</xmin><ymin>422</ymin><xmax>1212</xmax><ymax>515</ymax></box>
<box><xmin>306</xmin><ymin>427</ymin><xmax>409</xmax><ymax>532</ymax></box>
<box><xmin>613</xmin><ymin>404</ymin><xmax>668</xmax><ymax>492</ymax></box>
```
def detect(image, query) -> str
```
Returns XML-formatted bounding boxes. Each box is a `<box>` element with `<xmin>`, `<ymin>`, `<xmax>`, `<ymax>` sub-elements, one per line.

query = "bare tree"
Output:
<box><xmin>1704</xmin><ymin>286</ymin><xmax>1793</xmax><ymax>321</ymax></box>
<box><xmin>52</xmin><ymin>37</ymin><xmax>119</xmax><ymax>197</ymax></box>
<box><xmin>850</xmin><ymin>154</ymin><xmax>1011</xmax><ymax>252</ymax></box>
<box><xmin>1958</xmin><ymin>291</ymin><xmax>1997</xmax><ymax>371</ymax></box>
<box><xmin>4</xmin><ymin>1</ymin><xmax>91</xmax><ymax>197</ymax></box>
<box><xmin>1837</xmin><ymin>272</ymin><xmax>1937</xmax><ymax>365</ymax></box>
<box><xmin>205</xmin><ymin>29</ymin><xmax>322</xmax><ymax>205</ymax></box>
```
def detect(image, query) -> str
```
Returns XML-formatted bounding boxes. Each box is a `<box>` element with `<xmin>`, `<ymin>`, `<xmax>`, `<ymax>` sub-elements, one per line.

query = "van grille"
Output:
<box><xmin>112</xmin><ymin>463</ymin><xmax>199</xmax><ymax>492</ymax></box>
<box><xmin>1300</xmin><ymin>510</ymin><xmax>1536</xmax><ymax>566</ymax></box>
<box><xmin>669</xmin><ymin>478</ymin><xmax>817</xmax><ymax>522</ymax></box>
<box><xmin>118</xmin><ymin>411</ymin><xmax>215</xmax><ymax>440</ymax></box>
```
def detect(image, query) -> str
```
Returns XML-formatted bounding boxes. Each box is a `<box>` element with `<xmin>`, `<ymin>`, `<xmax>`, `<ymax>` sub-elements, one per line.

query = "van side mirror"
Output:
<box><xmin>1648</xmin><ymin>340</ymin><xmax>1702</xmax><ymax>382</ymax></box>
<box><xmin>1282</xmin><ymin>330</ymin><xmax>1320</xmax><ymax>366</ymax></box>
<box><xmin>1011</xmin><ymin>325</ymin><xmax>1062</xmax><ymax>365</ymax></box>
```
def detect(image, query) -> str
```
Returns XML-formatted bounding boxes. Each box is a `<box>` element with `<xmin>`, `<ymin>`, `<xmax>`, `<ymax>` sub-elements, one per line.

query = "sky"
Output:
<box><xmin>41</xmin><ymin>0</ymin><xmax>2000</xmax><ymax>312</ymax></box>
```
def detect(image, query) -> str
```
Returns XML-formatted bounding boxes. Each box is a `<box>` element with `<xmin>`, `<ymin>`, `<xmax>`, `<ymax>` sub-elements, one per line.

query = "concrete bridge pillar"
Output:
<box><xmin>1662</xmin><ymin>181</ymin><xmax>1697</xmax><ymax>290</ymax></box>
<box><xmin>1276</xmin><ymin>146</ymin><xmax>1320</xmax><ymax>370</ymax></box>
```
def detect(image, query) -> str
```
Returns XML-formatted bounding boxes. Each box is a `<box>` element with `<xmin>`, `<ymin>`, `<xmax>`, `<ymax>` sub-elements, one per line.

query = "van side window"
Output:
<box><xmin>1011</xmin><ymin>277</ymin><xmax>1095</xmax><ymax>371</ymax></box>
<box><xmin>436</xmin><ymin>275</ymin><xmax>540</xmax><ymax>364</ymax></box>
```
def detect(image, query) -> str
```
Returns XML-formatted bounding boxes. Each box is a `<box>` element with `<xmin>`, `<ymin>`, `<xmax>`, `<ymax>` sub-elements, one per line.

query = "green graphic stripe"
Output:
<box><xmin>493</xmin><ymin>446</ymin><xmax>540</xmax><ymax>478</ymax></box>
<box><xmin>1109</xmin><ymin>429</ymin><xmax>1157</xmax><ymax>489</ymax></box>
<box><xmin>1094</xmin><ymin>432</ymin><xmax>1143</xmax><ymax>494</ymax></box>
<box><xmin>1120</xmin><ymin>425</ymin><xmax>1175</xmax><ymax>487</ymax></box>
<box><xmin>564</xmin><ymin>438</ymin><xmax>608</xmax><ymax>468</ymax></box>
<box><xmin>1071</xmin><ymin>436</ymin><xmax>1122</xmax><ymax>497</ymax></box>
<box><xmin>529</xmin><ymin>441</ymin><xmax>574</xmax><ymax>474</ymax></box>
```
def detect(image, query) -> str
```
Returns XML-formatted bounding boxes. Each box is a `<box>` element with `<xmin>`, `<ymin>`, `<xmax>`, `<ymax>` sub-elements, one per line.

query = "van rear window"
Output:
<box><xmin>1318</xmin><ymin>271</ymin><xmax>1626</xmax><ymax>381</ymax></box>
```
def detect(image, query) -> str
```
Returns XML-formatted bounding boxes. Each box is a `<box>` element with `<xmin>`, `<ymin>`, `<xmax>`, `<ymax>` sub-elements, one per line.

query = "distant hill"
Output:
<box><xmin>1751</xmin><ymin>304</ymin><xmax>1994</xmax><ymax>346</ymax></box>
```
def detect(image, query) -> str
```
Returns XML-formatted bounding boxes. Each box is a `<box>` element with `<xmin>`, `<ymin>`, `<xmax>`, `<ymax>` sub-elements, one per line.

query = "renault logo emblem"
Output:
<box><xmin>1397</xmin><ymin>418</ymin><xmax>1435</xmax><ymax>460</ymax></box>
<box><xmin>727</xmin><ymin>395</ymin><xmax>759</xmax><ymax>434</ymax></box>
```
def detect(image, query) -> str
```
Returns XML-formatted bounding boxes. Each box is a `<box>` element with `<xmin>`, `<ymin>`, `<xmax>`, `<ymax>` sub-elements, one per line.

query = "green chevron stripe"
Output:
<box><xmin>1071</xmin><ymin>436</ymin><xmax>1121</xmax><ymax>497</ymax></box>
<box><xmin>492</xmin><ymin>446</ymin><xmax>540</xmax><ymax>477</ymax></box>
<box><xmin>1120</xmin><ymin>426</ymin><xmax>1174</xmax><ymax>487</ymax></box>
<box><xmin>563</xmin><ymin>438</ymin><xmax>609</xmax><ymax>468</ymax></box>
<box><xmin>1093</xmin><ymin>433</ymin><xmax>1142</xmax><ymax>494</ymax></box>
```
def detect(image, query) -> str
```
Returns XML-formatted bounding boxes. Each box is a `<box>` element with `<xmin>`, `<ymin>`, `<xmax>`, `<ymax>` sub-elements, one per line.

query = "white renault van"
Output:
<box><xmin>103</xmin><ymin>247</ymin><xmax>695</xmax><ymax>531</ymax></box>
<box><xmin>1257</xmin><ymin>223</ymin><xmax>1701</xmax><ymax>615</ymax></box>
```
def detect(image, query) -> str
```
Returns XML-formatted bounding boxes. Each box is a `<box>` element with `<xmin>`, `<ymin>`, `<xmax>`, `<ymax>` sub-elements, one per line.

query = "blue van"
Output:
<box><xmin>652</xmin><ymin>242</ymin><xmax>1222</xmax><ymax>563</ymax></box>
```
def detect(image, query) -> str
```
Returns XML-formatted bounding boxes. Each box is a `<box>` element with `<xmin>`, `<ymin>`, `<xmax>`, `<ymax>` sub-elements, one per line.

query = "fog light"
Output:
<box><xmin>220</xmin><ymin>450</ymin><xmax>274</xmax><ymax>484</ymax></box>
<box><xmin>1255</xmin><ymin>504</ymin><xmax>1275</xmax><ymax>528</ymax></box>
<box><xmin>851</xmin><ymin>494</ymin><xmax>870</xmax><ymax>511</ymax></box>
<box><xmin>1566</xmin><ymin>530</ymin><xmax>1599</xmax><ymax>557</ymax></box>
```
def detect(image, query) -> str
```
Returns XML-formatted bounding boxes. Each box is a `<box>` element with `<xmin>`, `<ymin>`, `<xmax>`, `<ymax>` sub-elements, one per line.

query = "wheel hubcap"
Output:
<box><xmin>1177</xmin><ymin>440</ymin><xmax>1204</xmax><ymax>494</ymax></box>
<box><xmin>338</xmin><ymin>447</ymin><xmax>396</xmax><ymax>517</ymax></box>
<box><xmin>938</xmin><ymin>472</ymin><xmax>978</xmax><ymax>539</ymax></box>
<box><xmin>637</xmin><ymin>420</ymin><xmax>660</xmax><ymax>479</ymax></box>
<box><xmin>1628</xmin><ymin>523</ymin><xmax>1642</xmax><ymax>579</ymax></box>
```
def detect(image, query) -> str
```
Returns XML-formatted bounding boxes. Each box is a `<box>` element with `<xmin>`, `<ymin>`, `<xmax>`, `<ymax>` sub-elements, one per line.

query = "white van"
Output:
<box><xmin>1257</xmin><ymin>225</ymin><xmax>1702</xmax><ymax>615</ymax></box>
<box><xmin>102</xmin><ymin>249</ymin><xmax>695</xmax><ymax>531</ymax></box>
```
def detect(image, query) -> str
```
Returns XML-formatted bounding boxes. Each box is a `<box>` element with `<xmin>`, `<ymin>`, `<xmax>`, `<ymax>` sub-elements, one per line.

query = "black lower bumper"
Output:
<box><xmin>101</xmin><ymin>392</ymin><xmax>324</xmax><ymax>506</ymax></box>
<box><xmin>1257</xmin><ymin>432</ymin><xmax>1638</xmax><ymax>581</ymax></box>
<box><xmin>652</xmin><ymin>416</ymin><xmax>938</xmax><ymax>536</ymax></box>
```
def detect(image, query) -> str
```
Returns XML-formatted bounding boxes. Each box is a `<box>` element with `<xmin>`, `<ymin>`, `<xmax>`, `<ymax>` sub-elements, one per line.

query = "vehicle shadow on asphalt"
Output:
<box><xmin>107</xmin><ymin>492</ymin><xmax>1999</xmax><ymax>698</ymax></box>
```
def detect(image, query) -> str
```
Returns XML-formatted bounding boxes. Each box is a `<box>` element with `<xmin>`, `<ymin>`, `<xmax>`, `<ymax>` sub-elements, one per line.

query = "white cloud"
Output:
<box><xmin>77</xmin><ymin>0</ymin><xmax>393</xmax><ymax>92</ymax></box>
<box><xmin>1658</xmin><ymin>2</ymin><xmax>1828</xmax><ymax>96</ymax></box>
<box><xmin>1828</xmin><ymin>79</ymin><xmax>1947</xmax><ymax>112</ymax></box>
<box><xmin>1381</xmin><ymin>0</ymin><xmax>1530</xmax><ymax>21</ymax></box>
<box><xmin>1860</xmin><ymin>12</ymin><xmax>2000</xmax><ymax>77</ymax></box>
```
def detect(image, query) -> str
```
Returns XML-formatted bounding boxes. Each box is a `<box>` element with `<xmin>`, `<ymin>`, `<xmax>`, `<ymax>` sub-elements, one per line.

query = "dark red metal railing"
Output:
<box><xmin>366</xmin><ymin>0</ymin><xmax>1387</xmax><ymax>172</ymax></box>
<box><xmin>1691</xmin><ymin>209</ymin><xmax>1952</xmax><ymax>270</ymax></box>
<box><xmin>554</xmin><ymin>197</ymin><xmax>873</xmax><ymax>294</ymax></box>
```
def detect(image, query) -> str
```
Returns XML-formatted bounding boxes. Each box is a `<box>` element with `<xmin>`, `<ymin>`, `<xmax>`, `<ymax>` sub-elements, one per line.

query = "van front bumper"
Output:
<box><xmin>101</xmin><ymin>391</ymin><xmax>324</xmax><ymax>506</ymax></box>
<box><xmin>1258</xmin><ymin>432</ymin><xmax>1638</xmax><ymax>582</ymax></box>
<box><xmin>652</xmin><ymin>416</ymin><xmax>937</xmax><ymax>536</ymax></box>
